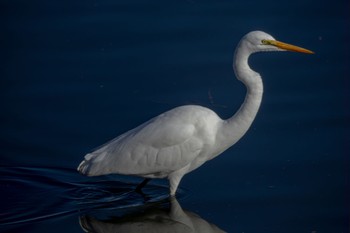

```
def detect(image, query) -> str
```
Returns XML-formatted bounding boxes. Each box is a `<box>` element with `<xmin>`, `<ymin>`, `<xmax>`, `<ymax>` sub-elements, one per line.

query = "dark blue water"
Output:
<box><xmin>1</xmin><ymin>0</ymin><xmax>349</xmax><ymax>232</ymax></box>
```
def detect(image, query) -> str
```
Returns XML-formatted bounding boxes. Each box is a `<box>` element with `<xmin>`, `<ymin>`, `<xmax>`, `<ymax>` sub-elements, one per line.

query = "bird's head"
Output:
<box><xmin>242</xmin><ymin>30</ymin><xmax>314</xmax><ymax>54</ymax></box>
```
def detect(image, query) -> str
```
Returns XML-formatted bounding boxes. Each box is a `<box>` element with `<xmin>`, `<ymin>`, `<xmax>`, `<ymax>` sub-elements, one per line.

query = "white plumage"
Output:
<box><xmin>78</xmin><ymin>31</ymin><xmax>313</xmax><ymax>195</ymax></box>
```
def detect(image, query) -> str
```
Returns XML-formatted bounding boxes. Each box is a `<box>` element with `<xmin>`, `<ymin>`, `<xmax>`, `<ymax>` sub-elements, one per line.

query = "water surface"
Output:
<box><xmin>1</xmin><ymin>0</ymin><xmax>349</xmax><ymax>232</ymax></box>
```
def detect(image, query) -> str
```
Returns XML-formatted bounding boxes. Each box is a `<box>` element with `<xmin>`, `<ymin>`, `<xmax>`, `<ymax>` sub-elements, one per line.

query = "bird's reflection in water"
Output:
<box><xmin>79</xmin><ymin>197</ymin><xmax>226</xmax><ymax>233</ymax></box>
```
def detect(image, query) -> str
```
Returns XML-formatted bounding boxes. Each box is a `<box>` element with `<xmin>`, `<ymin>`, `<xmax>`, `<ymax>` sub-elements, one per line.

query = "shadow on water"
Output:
<box><xmin>0</xmin><ymin>167</ymin><xmax>225</xmax><ymax>232</ymax></box>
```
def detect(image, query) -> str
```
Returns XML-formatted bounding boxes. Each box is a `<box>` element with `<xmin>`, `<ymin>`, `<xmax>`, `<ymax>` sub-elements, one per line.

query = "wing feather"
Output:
<box><xmin>78</xmin><ymin>107</ymin><xmax>204</xmax><ymax>177</ymax></box>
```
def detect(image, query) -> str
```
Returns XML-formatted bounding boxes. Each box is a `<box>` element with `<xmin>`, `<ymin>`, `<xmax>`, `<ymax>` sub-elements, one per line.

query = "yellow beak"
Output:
<box><xmin>266</xmin><ymin>40</ymin><xmax>314</xmax><ymax>54</ymax></box>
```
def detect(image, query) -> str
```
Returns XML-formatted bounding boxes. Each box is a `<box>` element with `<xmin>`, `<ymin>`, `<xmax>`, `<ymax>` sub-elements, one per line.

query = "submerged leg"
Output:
<box><xmin>135</xmin><ymin>178</ymin><xmax>151</xmax><ymax>193</ymax></box>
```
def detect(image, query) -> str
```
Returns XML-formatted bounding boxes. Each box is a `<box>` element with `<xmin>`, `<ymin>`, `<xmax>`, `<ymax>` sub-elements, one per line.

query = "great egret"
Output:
<box><xmin>78</xmin><ymin>31</ymin><xmax>313</xmax><ymax>196</ymax></box>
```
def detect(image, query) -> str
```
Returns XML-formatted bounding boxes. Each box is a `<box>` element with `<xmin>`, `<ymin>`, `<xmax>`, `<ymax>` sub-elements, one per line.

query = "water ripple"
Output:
<box><xmin>0</xmin><ymin>166</ymin><xmax>186</xmax><ymax>226</ymax></box>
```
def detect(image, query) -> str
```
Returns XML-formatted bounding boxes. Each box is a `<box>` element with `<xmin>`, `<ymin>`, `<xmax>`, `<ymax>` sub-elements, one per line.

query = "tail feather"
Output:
<box><xmin>77</xmin><ymin>159</ymin><xmax>91</xmax><ymax>175</ymax></box>
<box><xmin>77</xmin><ymin>153</ymin><xmax>97</xmax><ymax>175</ymax></box>
<box><xmin>77</xmin><ymin>152</ymin><xmax>108</xmax><ymax>176</ymax></box>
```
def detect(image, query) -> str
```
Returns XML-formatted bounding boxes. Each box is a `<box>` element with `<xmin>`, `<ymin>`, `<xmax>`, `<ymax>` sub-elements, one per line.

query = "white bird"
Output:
<box><xmin>78</xmin><ymin>31</ymin><xmax>313</xmax><ymax>196</ymax></box>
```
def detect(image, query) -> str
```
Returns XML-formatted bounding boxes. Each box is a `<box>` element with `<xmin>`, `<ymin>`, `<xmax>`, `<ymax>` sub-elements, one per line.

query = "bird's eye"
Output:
<box><xmin>261</xmin><ymin>39</ymin><xmax>270</xmax><ymax>45</ymax></box>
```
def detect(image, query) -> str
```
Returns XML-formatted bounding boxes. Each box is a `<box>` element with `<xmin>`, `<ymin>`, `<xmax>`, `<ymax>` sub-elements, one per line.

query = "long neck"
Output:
<box><xmin>216</xmin><ymin>43</ymin><xmax>263</xmax><ymax>151</ymax></box>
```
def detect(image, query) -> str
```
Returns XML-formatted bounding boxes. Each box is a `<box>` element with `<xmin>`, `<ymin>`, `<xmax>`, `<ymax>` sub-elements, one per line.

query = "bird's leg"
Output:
<box><xmin>168</xmin><ymin>173</ymin><xmax>184</xmax><ymax>196</ymax></box>
<box><xmin>135</xmin><ymin>178</ymin><xmax>151</xmax><ymax>193</ymax></box>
